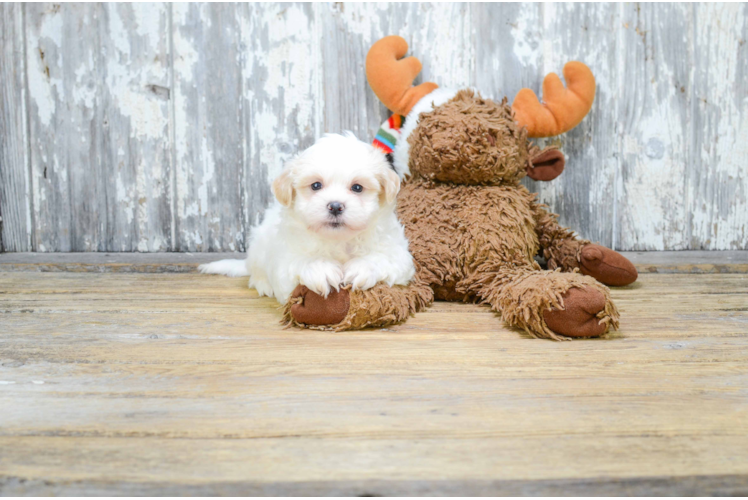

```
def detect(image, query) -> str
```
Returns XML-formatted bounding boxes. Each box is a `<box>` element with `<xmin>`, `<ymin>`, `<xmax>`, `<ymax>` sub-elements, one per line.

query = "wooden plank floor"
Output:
<box><xmin>1</xmin><ymin>269</ymin><xmax>748</xmax><ymax>495</ymax></box>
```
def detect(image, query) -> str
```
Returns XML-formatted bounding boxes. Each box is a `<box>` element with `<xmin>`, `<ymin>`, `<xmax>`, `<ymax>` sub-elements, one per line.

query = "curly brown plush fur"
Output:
<box><xmin>287</xmin><ymin>89</ymin><xmax>636</xmax><ymax>339</ymax></box>
<box><xmin>535</xmin><ymin>207</ymin><xmax>591</xmax><ymax>272</ymax></box>
<box><xmin>409</xmin><ymin>91</ymin><xmax>530</xmax><ymax>185</ymax></box>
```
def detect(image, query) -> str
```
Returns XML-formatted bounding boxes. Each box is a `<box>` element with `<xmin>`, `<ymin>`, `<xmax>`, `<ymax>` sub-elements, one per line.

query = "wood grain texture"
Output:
<box><xmin>23</xmin><ymin>3</ymin><xmax>172</xmax><ymax>252</ymax></box>
<box><xmin>1</xmin><ymin>271</ymin><xmax>747</xmax><ymax>495</ymax></box>
<box><xmin>98</xmin><ymin>3</ymin><xmax>173</xmax><ymax>252</ymax></box>
<box><xmin>172</xmin><ymin>3</ymin><xmax>245</xmax><ymax>252</ymax></box>
<box><xmin>4</xmin><ymin>474</ymin><xmax>748</xmax><ymax>497</ymax></box>
<box><xmin>531</xmin><ymin>3</ymin><xmax>621</xmax><ymax>249</ymax></box>
<box><xmin>2</xmin><ymin>251</ymin><xmax>748</xmax><ymax>274</ymax></box>
<box><xmin>25</xmin><ymin>3</ymin><xmax>96</xmax><ymax>252</ymax></box>
<box><xmin>617</xmin><ymin>3</ymin><xmax>693</xmax><ymax>251</ymax></box>
<box><xmin>0</xmin><ymin>4</ymin><xmax>32</xmax><ymax>253</ymax></box>
<box><xmin>2</xmin><ymin>3</ymin><xmax>747</xmax><ymax>252</ymax></box>
<box><xmin>689</xmin><ymin>3</ymin><xmax>748</xmax><ymax>250</ymax></box>
<box><xmin>0</xmin><ymin>4</ymin><xmax>30</xmax><ymax>253</ymax></box>
<box><xmin>473</xmin><ymin>3</ymin><xmax>543</xmax><ymax>110</ymax></box>
<box><xmin>242</xmin><ymin>3</ymin><xmax>318</xmax><ymax>241</ymax></box>
<box><xmin>318</xmin><ymin>2</ymin><xmax>383</xmax><ymax>137</ymax></box>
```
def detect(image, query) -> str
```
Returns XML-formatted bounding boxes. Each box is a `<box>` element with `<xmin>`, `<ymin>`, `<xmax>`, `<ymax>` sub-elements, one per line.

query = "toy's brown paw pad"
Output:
<box><xmin>544</xmin><ymin>287</ymin><xmax>608</xmax><ymax>338</ymax></box>
<box><xmin>289</xmin><ymin>285</ymin><xmax>350</xmax><ymax>326</ymax></box>
<box><xmin>579</xmin><ymin>244</ymin><xmax>638</xmax><ymax>286</ymax></box>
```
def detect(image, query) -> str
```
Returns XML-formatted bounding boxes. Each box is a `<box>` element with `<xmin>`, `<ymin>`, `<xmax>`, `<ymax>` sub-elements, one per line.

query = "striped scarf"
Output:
<box><xmin>372</xmin><ymin>114</ymin><xmax>405</xmax><ymax>155</ymax></box>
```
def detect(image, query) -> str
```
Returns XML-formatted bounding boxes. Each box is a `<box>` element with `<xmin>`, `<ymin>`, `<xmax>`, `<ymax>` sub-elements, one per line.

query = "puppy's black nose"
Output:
<box><xmin>327</xmin><ymin>201</ymin><xmax>344</xmax><ymax>216</ymax></box>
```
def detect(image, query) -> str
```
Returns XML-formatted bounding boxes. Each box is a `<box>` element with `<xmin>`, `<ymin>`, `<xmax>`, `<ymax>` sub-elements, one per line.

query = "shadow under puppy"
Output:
<box><xmin>199</xmin><ymin>133</ymin><xmax>415</xmax><ymax>319</ymax></box>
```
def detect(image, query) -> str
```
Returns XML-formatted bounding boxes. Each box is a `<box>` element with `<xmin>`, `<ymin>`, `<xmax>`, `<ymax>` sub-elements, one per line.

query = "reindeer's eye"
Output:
<box><xmin>351</xmin><ymin>184</ymin><xmax>363</xmax><ymax>193</ymax></box>
<box><xmin>311</xmin><ymin>182</ymin><xmax>322</xmax><ymax>191</ymax></box>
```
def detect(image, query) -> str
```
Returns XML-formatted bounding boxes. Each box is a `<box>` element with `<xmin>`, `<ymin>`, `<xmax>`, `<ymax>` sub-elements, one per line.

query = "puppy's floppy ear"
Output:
<box><xmin>377</xmin><ymin>168</ymin><xmax>401</xmax><ymax>204</ymax></box>
<box><xmin>272</xmin><ymin>167</ymin><xmax>295</xmax><ymax>207</ymax></box>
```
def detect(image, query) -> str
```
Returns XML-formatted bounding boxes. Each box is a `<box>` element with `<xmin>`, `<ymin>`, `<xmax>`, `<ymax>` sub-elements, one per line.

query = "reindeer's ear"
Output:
<box><xmin>526</xmin><ymin>148</ymin><xmax>565</xmax><ymax>181</ymax></box>
<box><xmin>377</xmin><ymin>168</ymin><xmax>401</xmax><ymax>204</ymax></box>
<box><xmin>272</xmin><ymin>167</ymin><xmax>296</xmax><ymax>207</ymax></box>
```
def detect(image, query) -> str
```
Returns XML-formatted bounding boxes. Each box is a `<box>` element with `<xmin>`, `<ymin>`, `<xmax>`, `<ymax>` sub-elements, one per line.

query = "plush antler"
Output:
<box><xmin>512</xmin><ymin>62</ymin><xmax>596</xmax><ymax>138</ymax></box>
<box><xmin>366</xmin><ymin>36</ymin><xmax>439</xmax><ymax>116</ymax></box>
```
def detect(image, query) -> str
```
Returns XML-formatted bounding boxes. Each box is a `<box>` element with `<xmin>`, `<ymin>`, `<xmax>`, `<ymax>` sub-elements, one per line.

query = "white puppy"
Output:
<box><xmin>199</xmin><ymin>133</ymin><xmax>415</xmax><ymax>304</ymax></box>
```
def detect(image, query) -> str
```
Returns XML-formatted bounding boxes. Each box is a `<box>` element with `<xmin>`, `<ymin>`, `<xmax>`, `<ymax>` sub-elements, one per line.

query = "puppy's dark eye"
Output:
<box><xmin>351</xmin><ymin>184</ymin><xmax>363</xmax><ymax>193</ymax></box>
<box><xmin>311</xmin><ymin>182</ymin><xmax>322</xmax><ymax>191</ymax></box>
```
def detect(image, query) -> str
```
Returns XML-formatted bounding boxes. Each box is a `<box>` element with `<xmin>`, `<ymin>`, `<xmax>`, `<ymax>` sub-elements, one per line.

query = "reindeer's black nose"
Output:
<box><xmin>327</xmin><ymin>201</ymin><xmax>344</xmax><ymax>216</ymax></box>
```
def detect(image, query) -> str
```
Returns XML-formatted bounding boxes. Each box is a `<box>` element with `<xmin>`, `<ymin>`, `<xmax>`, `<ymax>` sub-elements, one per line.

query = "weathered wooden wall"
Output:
<box><xmin>1</xmin><ymin>2</ymin><xmax>746</xmax><ymax>252</ymax></box>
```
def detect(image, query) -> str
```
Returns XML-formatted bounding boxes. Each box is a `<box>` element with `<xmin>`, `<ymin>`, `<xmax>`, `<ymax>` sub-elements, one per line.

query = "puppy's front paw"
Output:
<box><xmin>299</xmin><ymin>260</ymin><xmax>344</xmax><ymax>297</ymax></box>
<box><xmin>343</xmin><ymin>258</ymin><xmax>379</xmax><ymax>291</ymax></box>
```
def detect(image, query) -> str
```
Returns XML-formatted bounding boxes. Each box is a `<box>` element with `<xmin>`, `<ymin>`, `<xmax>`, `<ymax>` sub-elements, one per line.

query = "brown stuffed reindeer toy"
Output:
<box><xmin>284</xmin><ymin>36</ymin><xmax>637</xmax><ymax>340</ymax></box>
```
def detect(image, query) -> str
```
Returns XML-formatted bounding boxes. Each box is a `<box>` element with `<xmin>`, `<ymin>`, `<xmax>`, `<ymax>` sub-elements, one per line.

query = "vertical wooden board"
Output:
<box><xmin>472</xmin><ymin>3</ymin><xmax>543</xmax><ymax>100</ymax></box>
<box><xmin>317</xmin><ymin>3</ymin><xmax>388</xmax><ymax>138</ymax></box>
<box><xmin>690</xmin><ymin>4</ymin><xmax>748</xmax><ymax>250</ymax></box>
<box><xmin>240</xmin><ymin>3</ymin><xmax>318</xmax><ymax>237</ymax></box>
<box><xmin>526</xmin><ymin>3</ymin><xmax>621</xmax><ymax>249</ymax></box>
<box><xmin>396</xmin><ymin>4</ymin><xmax>473</xmax><ymax>92</ymax></box>
<box><xmin>172</xmin><ymin>3</ymin><xmax>244</xmax><ymax>252</ymax></box>
<box><xmin>25</xmin><ymin>3</ymin><xmax>172</xmax><ymax>252</ymax></box>
<box><xmin>98</xmin><ymin>3</ymin><xmax>172</xmax><ymax>252</ymax></box>
<box><xmin>616</xmin><ymin>4</ymin><xmax>693</xmax><ymax>251</ymax></box>
<box><xmin>0</xmin><ymin>3</ymin><xmax>31</xmax><ymax>252</ymax></box>
<box><xmin>319</xmin><ymin>3</ymin><xmax>472</xmax><ymax>143</ymax></box>
<box><xmin>25</xmin><ymin>3</ymin><xmax>100</xmax><ymax>251</ymax></box>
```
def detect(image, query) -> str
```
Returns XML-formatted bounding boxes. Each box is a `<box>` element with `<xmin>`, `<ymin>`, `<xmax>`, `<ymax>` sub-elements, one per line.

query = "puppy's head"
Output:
<box><xmin>272</xmin><ymin>133</ymin><xmax>400</xmax><ymax>241</ymax></box>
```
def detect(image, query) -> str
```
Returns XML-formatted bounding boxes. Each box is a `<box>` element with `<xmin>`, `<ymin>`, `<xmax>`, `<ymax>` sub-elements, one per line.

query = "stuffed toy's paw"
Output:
<box><xmin>578</xmin><ymin>244</ymin><xmax>638</xmax><ymax>286</ymax></box>
<box><xmin>288</xmin><ymin>285</ymin><xmax>350</xmax><ymax>326</ymax></box>
<box><xmin>543</xmin><ymin>286</ymin><xmax>610</xmax><ymax>338</ymax></box>
<box><xmin>285</xmin><ymin>281</ymin><xmax>432</xmax><ymax>331</ymax></box>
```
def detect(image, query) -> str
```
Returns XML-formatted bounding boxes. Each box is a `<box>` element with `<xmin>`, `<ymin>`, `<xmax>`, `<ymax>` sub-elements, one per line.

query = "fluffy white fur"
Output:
<box><xmin>199</xmin><ymin>133</ymin><xmax>415</xmax><ymax>304</ymax></box>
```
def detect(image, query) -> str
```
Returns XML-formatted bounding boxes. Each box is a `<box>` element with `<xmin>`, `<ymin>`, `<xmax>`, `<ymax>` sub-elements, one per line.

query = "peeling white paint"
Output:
<box><xmin>104</xmin><ymin>5</ymin><xmax>168</xmax><ymax>141</ymax></box>
<box><xmin>623</xmin><ymin>100</ymin><xmax>688</xmax><ymax>249</ymax></box>
<box><xmin>5</xmin><ymin>3</ymin><xmax>747</xmax><ymax>252</ymax></box>
<box><xmin>107</xmin><ymin>5</ymin><xmax>131</xmax><ymax>56</ymax></box>
<box><xmin>116</xmin><ymin>173</ymin><xmax>134</xmax><ymax>225</ymax></box>
<box><xmin>172</xmin><ymin>4</ymin><xmax>201</xmax><ymax>245</ymax></box>
<box><xmin>27</xmin><ymin>10</ymin><xmax>63</xmax><ymax>127</ymax></box>
<box><xmin>615</xmin><ymin>3</ymin><xmax>693</xmax><ymax>251</ymax></box>
<box><xmin>416</xmin><ymin>4</ymin><xmax>473</xmax><ymax>91</ymax></box>
<box><xmin>245</xmin><ymin>3</ymin><xmax>317</xmax><ymax>185</ymax></box>
<box><xmin>132</xmin><ymin>3</ymin><xmax>160</xmax><ymax>39</ymax></box>
<box><xmin>511</xmin><ymin>5</ymin><xmax>541</xmax><ymax>67</ymax></box>
<box><xmin>689</xmin><ymin>3</ymin><xmax>748</xmax><ymax>250</ymax></box>
<box><xmin>255</xmin><ymin>109</ymin><xmax>282</xmax><ymax>181</ymax></box>
<box><xmin>198</xmin><ymin>136</ymin><xmax>215</xmax><ymax>216</ymax></box>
